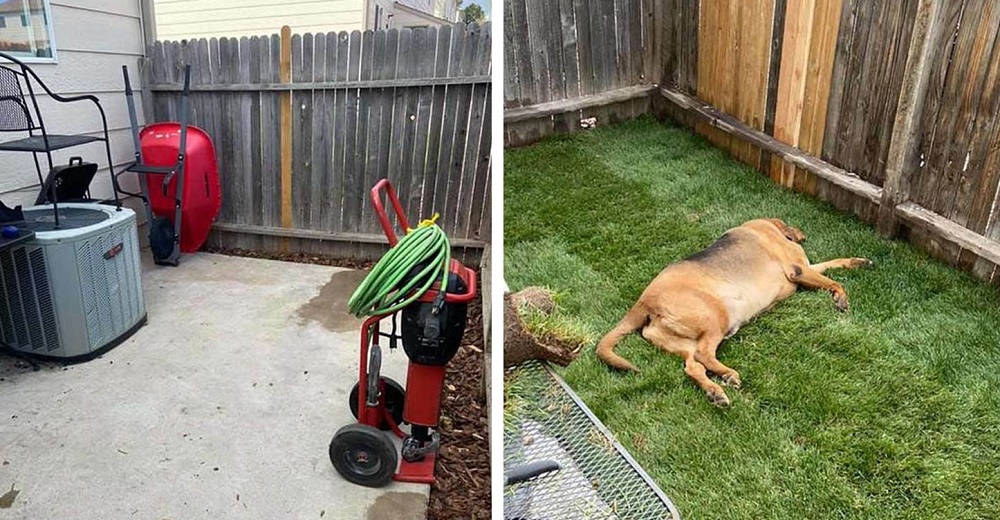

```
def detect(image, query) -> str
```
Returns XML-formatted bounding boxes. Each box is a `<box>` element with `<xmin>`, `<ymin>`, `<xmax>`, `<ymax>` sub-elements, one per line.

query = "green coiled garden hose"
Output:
<box><xmin>347</xmin><ymin>219</ymin><xmax>451</xmax><ymax>317</ymax></box>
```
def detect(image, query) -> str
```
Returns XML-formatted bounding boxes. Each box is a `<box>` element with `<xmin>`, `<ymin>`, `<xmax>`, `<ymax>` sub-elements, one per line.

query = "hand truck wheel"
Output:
<box><xmin>329</xmin><ymin>423</ymin><xmax>398</xmax><ymax>488</ymax></box>
<box><xmin>348</xmin><ymin>377</ymin><xmax>405</xmax><ymax>430</ymax></box>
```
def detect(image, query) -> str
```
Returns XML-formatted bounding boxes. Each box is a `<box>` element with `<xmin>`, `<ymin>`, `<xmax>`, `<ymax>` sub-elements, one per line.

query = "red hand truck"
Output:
<box><xmin>329</xmin><ymin>179</ymin><xmax>477</xmax><ymax>487</ymax></box>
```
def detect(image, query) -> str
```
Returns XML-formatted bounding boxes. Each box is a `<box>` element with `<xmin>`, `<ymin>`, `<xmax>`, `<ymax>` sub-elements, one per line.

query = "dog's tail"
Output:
<box><xmin>596</xmin><ymin>303</ymin><xmax>648</xmax><ymax>372</ymax></box>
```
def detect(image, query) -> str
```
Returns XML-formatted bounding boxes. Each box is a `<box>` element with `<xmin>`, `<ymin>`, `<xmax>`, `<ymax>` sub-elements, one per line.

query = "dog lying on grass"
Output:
<box><xmin>596</xmin><ymin>218</ymin><xmax>871</xmax><ymax>407</ymax></box>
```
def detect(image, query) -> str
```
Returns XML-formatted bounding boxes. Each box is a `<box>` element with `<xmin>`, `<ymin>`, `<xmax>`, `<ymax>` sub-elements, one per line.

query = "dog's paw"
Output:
<box><xmin>852</xmin><ymin>258</ymin><xmax>874</xmax><ymax>269</ymax></box>
<box><xmin>833</xmin><ymin>291</ymin><xmax>849</xmax><ymax>312</ymax></box>
<box><xmin>707</xmin><ymin>388</ymin><xmax>731</xmax><ymax>408</ymax></box>
<box><xmin>721</xmin><ymin>371</ymin><xmax>742</xmax><ymax>389</ymax></box>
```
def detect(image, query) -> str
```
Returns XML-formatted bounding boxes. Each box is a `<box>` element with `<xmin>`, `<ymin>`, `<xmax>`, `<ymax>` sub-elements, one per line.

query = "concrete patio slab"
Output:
<box><xmin>0</xmin><ymin>253</ymin><xmax>426</xmax><ymax>520</ymax></box>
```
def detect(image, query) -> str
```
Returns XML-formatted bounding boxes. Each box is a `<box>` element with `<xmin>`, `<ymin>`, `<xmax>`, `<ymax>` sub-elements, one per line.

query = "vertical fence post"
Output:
<box><xmin>876</xmin><ymin>0</ymin><xmax>943</xmax><ymax>238</ymax></box>
<box><xmin>279</xmin><ymin>26</ymin><xmax>293</xmax><ymax>232</ymax></box>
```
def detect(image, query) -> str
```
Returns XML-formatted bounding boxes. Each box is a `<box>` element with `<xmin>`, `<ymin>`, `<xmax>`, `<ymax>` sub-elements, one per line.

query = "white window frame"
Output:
<box><xmin>3</xmin><ymin>0</ymin><xmax>59</xmax><ymax>64</ymax></box>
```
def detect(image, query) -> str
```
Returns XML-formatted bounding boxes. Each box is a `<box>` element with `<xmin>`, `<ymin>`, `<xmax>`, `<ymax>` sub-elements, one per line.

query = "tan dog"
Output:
<box><xmin>596</xmin><ymin>219</ymin><xmax>870</xmax><ymax>406</ymax></box>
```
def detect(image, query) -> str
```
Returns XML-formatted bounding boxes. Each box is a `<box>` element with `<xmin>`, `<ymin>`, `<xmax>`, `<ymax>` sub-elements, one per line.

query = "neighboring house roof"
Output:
<box><xmin>393</xmin><ymin>1</ymin><xmax>453</xmax><ymax>25</ymax></box>
<box><xmin>0</xmin><ymin>0</ymin><xmax>44</xmax><ymax>15</ymax></box>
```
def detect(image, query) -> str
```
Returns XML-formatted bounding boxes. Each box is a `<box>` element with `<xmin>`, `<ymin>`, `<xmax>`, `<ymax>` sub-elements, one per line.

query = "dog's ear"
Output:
<box><xmin>767</xmin><ymin>219</ymin><xmax>806</xmax><ymax>243</ymax></box>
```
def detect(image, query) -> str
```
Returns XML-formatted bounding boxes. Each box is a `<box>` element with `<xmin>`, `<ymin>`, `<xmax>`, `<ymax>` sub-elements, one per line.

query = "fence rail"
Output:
<box><xmin>147</xmin><ymin>76</ymin><xmax>492</xmax><ymax>92</ymax></box>
<box><xmin>147</xmin><ymin>23</ymin><xmax>491</xmax><ymax>257</ymax></box>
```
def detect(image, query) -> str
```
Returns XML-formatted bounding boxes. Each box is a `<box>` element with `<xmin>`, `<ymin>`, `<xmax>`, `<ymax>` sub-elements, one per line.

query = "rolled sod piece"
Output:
<box><xmin>504</xmin><ymin>286</ymin><xmax>586</xmax><ymax>368</ymax></box>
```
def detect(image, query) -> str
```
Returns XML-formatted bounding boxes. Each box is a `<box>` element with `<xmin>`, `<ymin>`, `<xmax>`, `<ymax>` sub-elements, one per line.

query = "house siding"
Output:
<box><xmin>388</xmin><ymin>7</ymin><xmax>441</xmax><ymax>28</ymax></box>
<box><xmin>0</xmin><ymin>0</ymin><xmax>146</xmax><ymax>206</ymax></box>
<box><xmin>432</xmin><ymin>0</ymin><xmax>457</xmax><ymax>21</ymax></box>
<box><xmin>368</xmin><ymin>0</ymin><xmax>454</xmax><ymax>30</ymax></box>
<box><xmin>153</xmin><ymin>0</ymin><xmax>365</xmax><ymax>40</ymax></box>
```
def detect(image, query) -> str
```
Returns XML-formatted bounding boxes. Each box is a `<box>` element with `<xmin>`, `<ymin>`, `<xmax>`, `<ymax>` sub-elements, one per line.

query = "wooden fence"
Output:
<box><xmin>654</xmin><ymin>0</ymin><xmax>1000</xmax><ymax>284</ymax></box>
<box><xmin>146</xmin><ymin>23</ymin><xmax>491</xmax><ymax>258</ymax></box>
<box><xmin>502</xmin><ymin>0</ymin><xmax>658</xmax><ymax>146</ymax></box>
<box><xmin>506</xmin><ymin>0</ymin><xmax>1000</xmax><ymax>286</ymax></box>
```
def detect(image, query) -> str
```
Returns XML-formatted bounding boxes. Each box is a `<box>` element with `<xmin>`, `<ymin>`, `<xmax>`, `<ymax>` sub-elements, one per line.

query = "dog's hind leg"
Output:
<box><xmin>642</xmin><ymin>324</ymin><xmax>730</xmax><ymax>407</ymax></box>
<box><xmin>811</xmin><ymin>258</ymin><xmax>872</xmax><ymax>273</ymax></box>
<box><xmin>685</xmin><ymin>356</ymin><xmax>730</xmax><ymax>407</ymax></box>
<box><xmin>693</xmin><ymin>329</ymin><xmax>741</xmax><ymax>389</ymax></box>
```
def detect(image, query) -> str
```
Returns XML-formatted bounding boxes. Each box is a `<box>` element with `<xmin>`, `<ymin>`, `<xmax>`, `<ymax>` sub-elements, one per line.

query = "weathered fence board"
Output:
<box><xmin>504</xmin><ymin>0</ymin><xmax>651</xmax><ymax>110</ymax></box>
<box><xmin>502</xmin><ymin>0</ymin><xmax>657</xmax><ymax>147</ymax></box>
<box><xmin>149</xmin><ymin>23</ymin><xmax>491</xmax><ymax>254</ymax></box>
<box><xmin>822</xmin><ymin>0</ymin><xmax>920</xmax><ymax>186</ymax></box>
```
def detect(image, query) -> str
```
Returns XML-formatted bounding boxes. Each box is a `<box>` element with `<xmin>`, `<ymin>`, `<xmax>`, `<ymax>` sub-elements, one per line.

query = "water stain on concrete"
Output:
<box><xmin>297</xmin><ymin>270</ymin><xmax>368</xmax><ymax>332</ymax></box>
<box><xmin>366</xmin><ymin>492</ymin><xmax>427</xmax><ymax>520</ymax></box>
<box><xmin>0</xmin><ymin>484</ymin><xmax>19</xmax><ymax>508</ymax></box>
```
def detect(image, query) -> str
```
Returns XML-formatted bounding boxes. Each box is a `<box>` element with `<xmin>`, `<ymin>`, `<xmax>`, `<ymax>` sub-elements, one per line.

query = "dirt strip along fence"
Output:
<box><xmin>146</xmin><ymin>23</ymin><xmax>491</xmax><ymax>260</ymax></box>
<box><xmin>505</xmin><ymin>0</ymin><xmax>1000</xmax><ymax>287</ymax></box>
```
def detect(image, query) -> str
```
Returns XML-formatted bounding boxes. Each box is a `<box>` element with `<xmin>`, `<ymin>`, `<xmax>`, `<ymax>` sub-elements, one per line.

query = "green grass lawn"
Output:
<box><xmin>504</xmin><ymin>116</ymin><xmax>1000</xmax><ymax>520</ymax></box>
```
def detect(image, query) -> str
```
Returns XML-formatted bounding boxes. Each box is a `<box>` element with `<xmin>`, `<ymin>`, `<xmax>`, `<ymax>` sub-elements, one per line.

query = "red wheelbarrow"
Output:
<box><xmin>118</xmin><ymin>65</ymin><xmax>221</xmax><ymax>266</ymax></box>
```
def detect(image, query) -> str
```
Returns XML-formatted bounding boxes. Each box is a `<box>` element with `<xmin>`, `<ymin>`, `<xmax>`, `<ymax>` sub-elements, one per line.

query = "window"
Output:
<box><xmin>0</xmin><ymin>0</ymin><xmax>57</xmax><ymax>62</ymax></box>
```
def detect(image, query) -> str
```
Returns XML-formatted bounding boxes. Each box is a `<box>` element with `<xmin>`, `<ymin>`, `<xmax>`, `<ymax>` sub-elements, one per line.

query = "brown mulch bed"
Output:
<box><xmin>204</xmin><ymin>247</ymin><xmax>376</xmax><ymax>270</ymax></box>
<box><xmin>428</xmin><ymin>296</ymin><xmax>490</xmax><ymax>520</ymax></box>
<box><xmin>206</xmin><ymin>247</ymin><xmax>491</xmax><ymax>520</ymax></box>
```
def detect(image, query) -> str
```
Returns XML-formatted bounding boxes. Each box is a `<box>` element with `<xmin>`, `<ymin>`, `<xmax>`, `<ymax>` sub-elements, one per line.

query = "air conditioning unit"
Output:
<box><xmin>0</xmin><ymin>203</ymin><xmax>146</xmax><ymax>360</ymax></box>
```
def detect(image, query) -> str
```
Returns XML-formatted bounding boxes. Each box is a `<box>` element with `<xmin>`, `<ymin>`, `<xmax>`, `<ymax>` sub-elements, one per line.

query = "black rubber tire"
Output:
<box><xmin>329</xmin><ymin>423</ymin><xmax>397</xmax><ymax>488</ymax></box>
<box><xmin>348</xmin><ymin>377</ymin><xmax>405</xmax><ymax>430</ymax></box>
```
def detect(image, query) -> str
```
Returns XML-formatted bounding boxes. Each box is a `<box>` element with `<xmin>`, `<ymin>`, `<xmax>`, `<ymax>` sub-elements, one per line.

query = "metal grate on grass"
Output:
<box><xmin>504</xmin><ymin>360</ymin><xmax>681</xmax><ymax>520</ymax></box>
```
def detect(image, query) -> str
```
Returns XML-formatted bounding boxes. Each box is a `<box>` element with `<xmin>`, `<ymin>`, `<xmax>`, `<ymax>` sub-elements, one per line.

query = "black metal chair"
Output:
<box><xmin>0</xmin><ymin>51</ymin><xmax>120</xmax><ymax>227</ymax></box>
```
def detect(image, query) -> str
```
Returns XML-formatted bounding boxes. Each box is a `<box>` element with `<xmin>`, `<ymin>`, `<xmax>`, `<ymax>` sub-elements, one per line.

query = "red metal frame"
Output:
<box><xmin>370</xmin><ymin>179</ymin><xmax>478</xmax><ymax>304</ymax></box>
<box><xmin>403</xmin><ymin>363</ymin><xmax>447</xmax><ymax>426</ymax></box>
<box><xmin>355</xmin><ymin>316</ymin><xmax>436</xmax><ymax>484</ymax></box>
<box><xmin>370</xmin><ymin>179</ymin><xmax>409</xmax><ymax>247</ymax></box>
<box><xmin>348</xmin><ymin>179</ymin><xmax>478</xmax><ymax>485</ymax></box>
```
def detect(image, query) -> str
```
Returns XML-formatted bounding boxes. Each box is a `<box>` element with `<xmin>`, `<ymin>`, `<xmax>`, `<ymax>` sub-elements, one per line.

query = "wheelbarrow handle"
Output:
<box><xmin>504</xmin><ymin>460</ymin><xmax>561</xmax><ymax>486</ymax></box>
<box><xmin>370</xmin><ymin>179</ymin><xmax>410</xmax><ymax>246</ymax></box>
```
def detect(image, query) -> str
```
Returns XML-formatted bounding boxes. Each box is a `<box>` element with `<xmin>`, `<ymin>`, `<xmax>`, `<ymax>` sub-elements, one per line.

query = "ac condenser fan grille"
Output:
<box><xmin>0</xmin><ymin>246</ymin><xmax>60</xmax><ymax>352</ymax></box>
<box><xmin>18</xmin><ymin>207</ymin><xmax>110</xmax><ymax>232</ymax></box>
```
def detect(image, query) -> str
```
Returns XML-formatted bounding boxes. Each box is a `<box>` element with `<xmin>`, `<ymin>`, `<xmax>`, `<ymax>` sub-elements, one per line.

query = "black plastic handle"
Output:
<box><xmin>504</xmin><ymin>460</ymin><xmax>561</xmax><ymax>486</ymax></box>
<box><xmin>122</xmin><ymin>65</ymin><xmax>133</xmax><ymax>96</ymax></box>
<box><xmin>182</xmin><ymin>64</ymin><xmax>191</xmax><ymax>94</ymax></box>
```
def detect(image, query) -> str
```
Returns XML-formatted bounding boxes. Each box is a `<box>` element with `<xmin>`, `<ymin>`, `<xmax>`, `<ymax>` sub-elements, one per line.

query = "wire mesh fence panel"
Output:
<box><xmin>504</xmin><ymin>360</ymin><xmax>680</xmax><ymax>520</ymax></box>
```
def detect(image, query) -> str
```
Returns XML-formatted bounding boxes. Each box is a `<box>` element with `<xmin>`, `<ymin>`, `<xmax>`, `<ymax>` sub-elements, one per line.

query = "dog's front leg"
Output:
<box><xmin>810</xmin><ymin>258</ymin><xmax>872</xmax><ymax>273</ymax></box>
<box><xmin>786</xmin><ymin>264</ymin><xmax>850</xmax><ymax>311</ymax></box>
